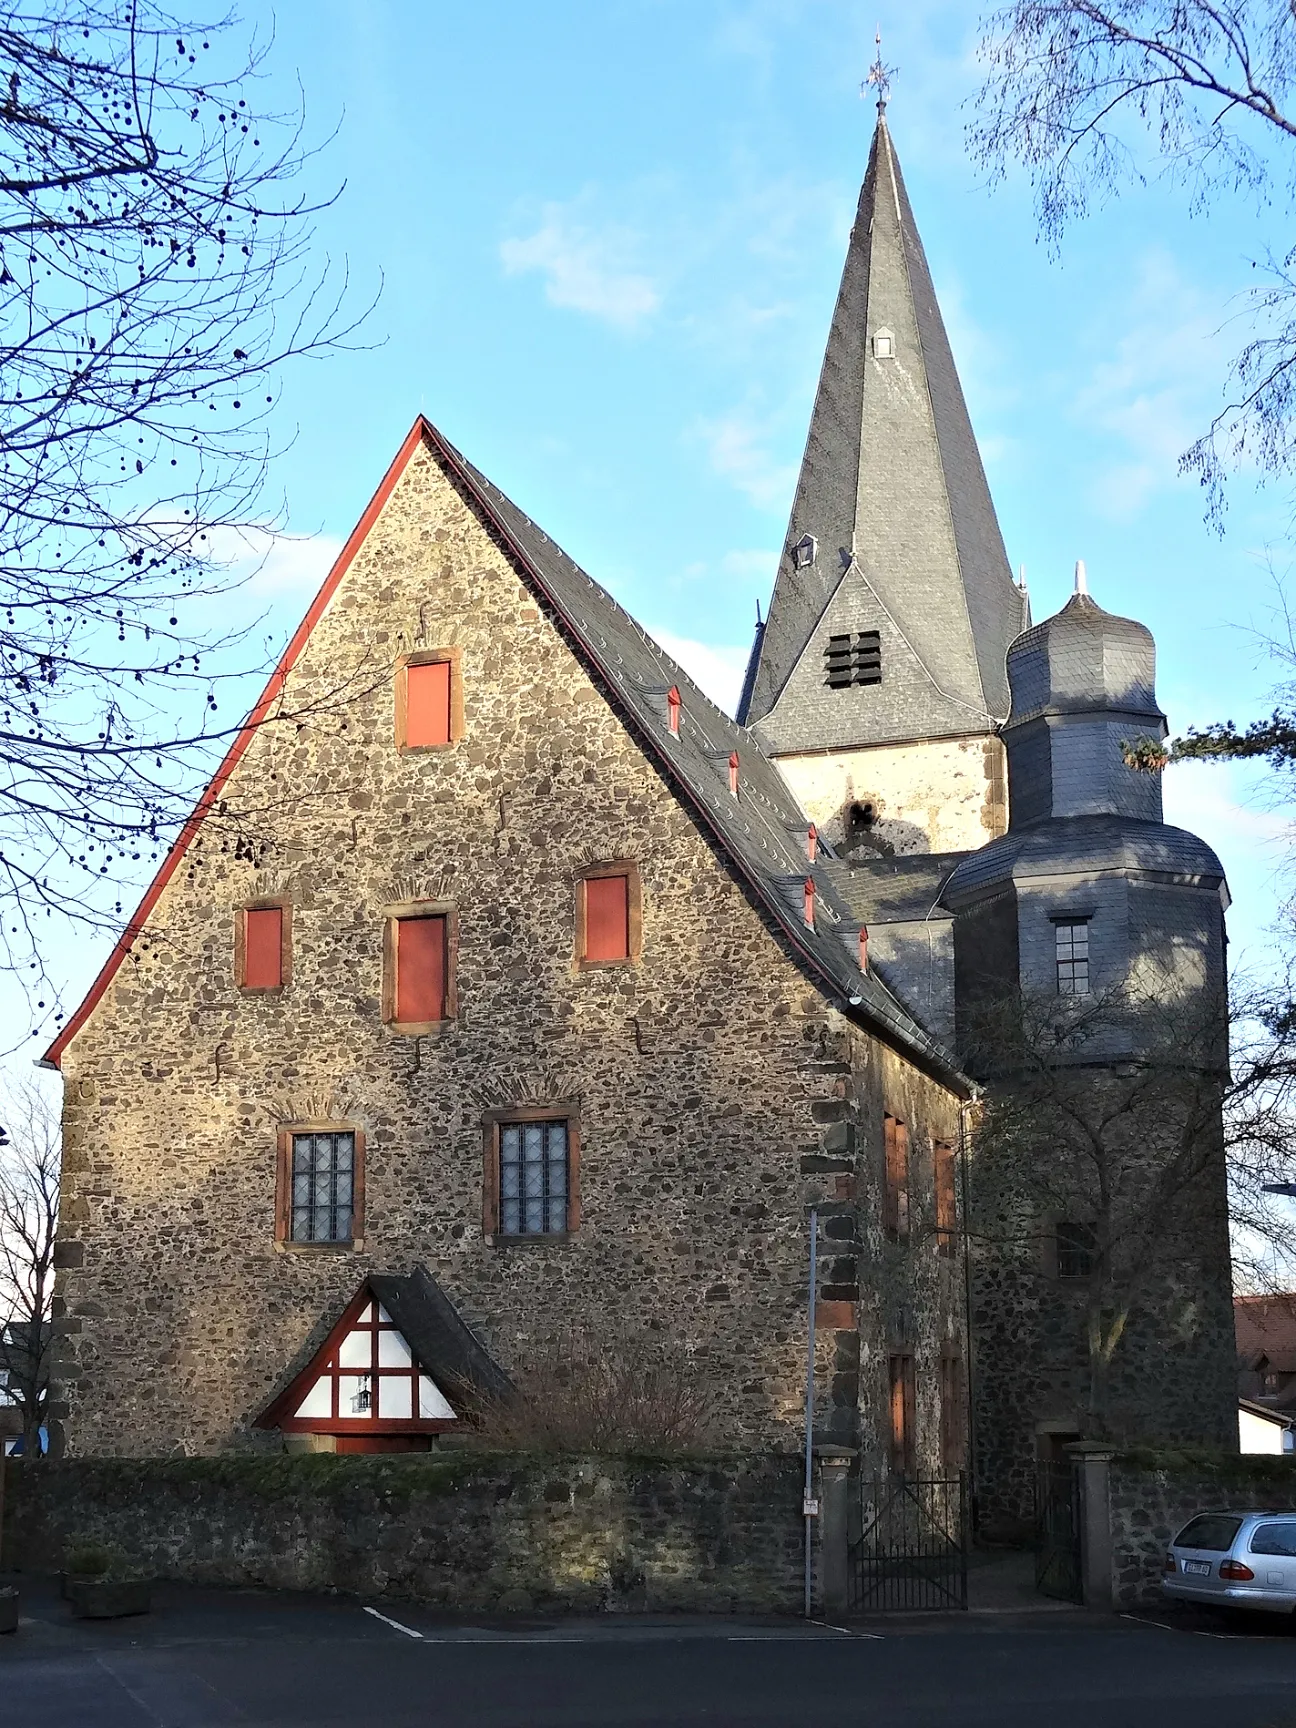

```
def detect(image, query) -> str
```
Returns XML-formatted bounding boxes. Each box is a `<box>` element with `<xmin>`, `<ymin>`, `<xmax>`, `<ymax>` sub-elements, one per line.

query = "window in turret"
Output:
<box><xmin>1055</xmin><ymin>919</ymin><xmax>1090</xmax><ymax>995</ymax></box>
<box><xmin>824</xmin><ymin>631</ymin><xmax>882</xmax><ymax>688</ymax></box>
<box><xmin>1055</xmin><ymin>1221</ymin><xmax>1097</xmax><ymax>1280</ymax></box>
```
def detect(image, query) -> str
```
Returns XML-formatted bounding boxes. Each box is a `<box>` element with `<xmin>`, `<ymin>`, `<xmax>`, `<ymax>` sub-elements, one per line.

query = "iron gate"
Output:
<box><xmin>847</xmin><ymin>1473</ymin><xmax>969</xmax><ymax>1612</ymax></box>
<box><xmin>1035</xmin><ymin>1461</ymin><xmax>1082</xmax><ymax>1602</ymax></box>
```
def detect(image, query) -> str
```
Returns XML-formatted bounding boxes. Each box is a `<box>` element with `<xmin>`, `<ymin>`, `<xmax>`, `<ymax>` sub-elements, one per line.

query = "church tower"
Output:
<box><xmin>738</xmin><ymin>112</ymin><xmax>1028</xmax><ymax>857</ymax></box>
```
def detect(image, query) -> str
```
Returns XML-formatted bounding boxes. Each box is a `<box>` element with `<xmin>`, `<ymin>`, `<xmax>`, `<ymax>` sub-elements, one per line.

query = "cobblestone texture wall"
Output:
<box><xmin>1109</xmin><ymin>1456</ymin><xmax>1296</xmax><ymax>1607</ymax></box>
<box><xmin>1</xmin><ymin>1453</ymin><xmax>806</xmax><ymax>1614</ymax></box>
<box><xmin>969</xmin><ymin>1076</ymin><xmax>1237</xmax><ymax>1538</ymax></box>
<box><xmin>51</xmin><ymin>440</ymin><xmax>965</xmax><ymax>1463</ymax></box>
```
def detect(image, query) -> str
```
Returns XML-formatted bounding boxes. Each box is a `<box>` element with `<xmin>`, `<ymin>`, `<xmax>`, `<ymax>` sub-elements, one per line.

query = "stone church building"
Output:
<box><xmin>42</xmin><ymin>115</ymin><xmax>1237</xmax><ymax>1518</ymax></box>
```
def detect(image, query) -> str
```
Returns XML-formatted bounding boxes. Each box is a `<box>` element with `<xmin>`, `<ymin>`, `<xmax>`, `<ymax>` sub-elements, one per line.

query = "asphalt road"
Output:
<box><xmin>4</xmin><ymin>1579</ymin><xmax>1296</xmax><ymax>1727</ymax></box>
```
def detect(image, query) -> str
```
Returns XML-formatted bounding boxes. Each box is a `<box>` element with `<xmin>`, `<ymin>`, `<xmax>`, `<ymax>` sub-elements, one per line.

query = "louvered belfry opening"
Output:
<box><xmin>823</xmin><ymin>630</ymin><xmax>882</xmax><ymax>688</ymax></box>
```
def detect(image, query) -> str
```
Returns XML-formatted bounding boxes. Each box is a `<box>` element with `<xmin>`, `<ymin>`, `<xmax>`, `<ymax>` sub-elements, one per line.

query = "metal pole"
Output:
<box><xmin>803</xmin><ymin>1205</ymin><xmax>818</xmax><ymax>1619</ymax></box>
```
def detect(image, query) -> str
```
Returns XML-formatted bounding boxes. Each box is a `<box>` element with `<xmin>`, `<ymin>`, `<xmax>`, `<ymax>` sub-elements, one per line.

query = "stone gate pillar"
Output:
<box><xmin>1066</xmin><ymin>1441</ymin><xmax>1115</xmax><ymax>1611</ymax></box>
<box><xmin>817</xmin><ymin>1446</ymin><xmax>857</xmax><ymax>1616</ymax></box>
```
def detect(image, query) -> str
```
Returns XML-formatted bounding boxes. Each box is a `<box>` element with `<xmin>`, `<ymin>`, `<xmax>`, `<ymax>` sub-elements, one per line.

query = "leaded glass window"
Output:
<box><xmin>1056</xmin><ymin>1221</ymin><xmax>1097</xmax><ymax>1280</ymax></box>
<box><xmin>1055</xmin><ymin>919</ymin><xmax>1090</xmax><ymax>995</ymax></box>
<box><xmin>290</xmin><ymin>1131</ymin><xmax>355</xmax><ymax>1243</ymax></box>
<box><xmin>499</xmin><ymin>1120</ymin><xmax>569</xmax><ymax>1236</ymax></box>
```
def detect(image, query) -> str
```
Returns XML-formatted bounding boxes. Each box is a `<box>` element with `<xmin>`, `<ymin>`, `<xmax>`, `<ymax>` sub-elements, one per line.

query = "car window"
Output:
<box><xmin>1174</xmin><ymin>1515</ymin><xmax>1243</xmax><ymax>1551</ymax></box>
<box><xmin>1250</xmin><ymin>1522</ymin><xmax>1296</xmax><ymax>1556</ymax></box>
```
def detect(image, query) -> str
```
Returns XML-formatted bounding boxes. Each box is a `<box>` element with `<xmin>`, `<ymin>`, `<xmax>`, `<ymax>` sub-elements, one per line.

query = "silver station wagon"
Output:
<box><xmin>1162</xmin><ymin>1511</ymin><xmax>1296</xmax><ymax>1614</ymax></box>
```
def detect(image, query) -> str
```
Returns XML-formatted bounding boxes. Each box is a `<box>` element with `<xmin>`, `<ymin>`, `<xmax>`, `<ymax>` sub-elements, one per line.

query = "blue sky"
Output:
<box><xmin>9</xmin><ymin>0</ymin><xmax>1295</xmax><ymax>1084</ymax></box>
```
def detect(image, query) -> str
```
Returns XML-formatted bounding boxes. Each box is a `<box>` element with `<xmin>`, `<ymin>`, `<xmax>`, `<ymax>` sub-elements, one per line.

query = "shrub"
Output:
<box><xmin>65</xmin><ymin>1540</ymin><xmax>114</xmax><ymax>1577</ymax></box>
<box><xmin>469</xmin><ymin>1328</ymin><xmax>717</xmax><ymax>1454</ymax></box>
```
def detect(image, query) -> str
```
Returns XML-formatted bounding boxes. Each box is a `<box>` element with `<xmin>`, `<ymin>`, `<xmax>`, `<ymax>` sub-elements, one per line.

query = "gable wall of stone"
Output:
<box><xmin>51</xmin><ymin>444</ymin><xmax>964</xmax><ymax>1457</ymax></box>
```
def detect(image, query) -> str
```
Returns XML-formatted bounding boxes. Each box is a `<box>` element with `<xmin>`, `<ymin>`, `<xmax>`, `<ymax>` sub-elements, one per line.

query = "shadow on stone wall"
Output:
<box><xmin>0</xmin><ymin>1452</ymin><xmax>805</xmax><ymax>1616</ymax></box>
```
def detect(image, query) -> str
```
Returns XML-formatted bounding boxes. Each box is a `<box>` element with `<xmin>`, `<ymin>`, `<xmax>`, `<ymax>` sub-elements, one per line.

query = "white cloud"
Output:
<box><xmin>501</xmin><ymin>206</ymin><xmax>660</xmax><ymax>330</ymax></box>
<box><xmin>652</xmin><ymin>630</ymin><xmax>752</xmax><ymax>717</ymax></box>
<box><xmin>721</xmin><ymin>548</ymin><xmax>779</xmax><ymax>582</ymax></box>
<box><xmin>695</xmin><ymin>405</ymin><xmax>798</xmax><ymax>510</ymax></box>
<box><xmin>200</xmin><ymin>526</ymin><xmax>344</xmax><ymax>596</ymax></box>
<box><xmin>1163</xmin><ymin>767</ymin><xmax>1293</xmax><ymax>852</ymax></box>
<box><xmin>1073</xmin><ymin>251</ymin><xmax>1219</xmax><ymax>520</ymax></box>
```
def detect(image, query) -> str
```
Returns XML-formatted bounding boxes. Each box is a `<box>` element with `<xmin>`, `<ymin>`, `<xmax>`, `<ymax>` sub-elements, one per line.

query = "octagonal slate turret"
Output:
<box><xmin>942</xmin><ymin>581</ymin><xmax>1228</xmax><ymax>1062</ymax></box>
<box><xmin>1001</xmin><ymin>589</ymin><xmax>1166</xmax><ymax>826</ymax></box>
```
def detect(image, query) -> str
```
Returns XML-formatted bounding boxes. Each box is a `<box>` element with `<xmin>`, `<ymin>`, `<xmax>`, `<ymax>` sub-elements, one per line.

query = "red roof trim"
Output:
<box><xmin>43</xmin><ymin>418</ymin><xmax>435</xmax><ymax>1068</ymax></box>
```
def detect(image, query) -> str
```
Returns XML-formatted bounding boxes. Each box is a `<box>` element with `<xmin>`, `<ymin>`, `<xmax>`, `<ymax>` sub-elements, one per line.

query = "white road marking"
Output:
<box><xmin>1119</xmin><ymin>1611</ymin><xmax>1282</xmax><ymax>1642</ymax></box>
<box><xmin>357</xmin><ymin>1613</ymin><xmax>877</xmax><ymax>1645</ymax></box>
<box><xmin>363</xmin><ymin>1605</ymin><xmax>424</xmax><ymax>1639</ymax></box>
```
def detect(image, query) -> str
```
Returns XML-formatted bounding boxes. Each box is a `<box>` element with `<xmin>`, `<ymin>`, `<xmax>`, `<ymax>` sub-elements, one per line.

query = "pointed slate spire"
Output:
<box><xmin>739</xmin><ymin>117</ymin><xmax>1027</xmax><ymax>749</ymax></box>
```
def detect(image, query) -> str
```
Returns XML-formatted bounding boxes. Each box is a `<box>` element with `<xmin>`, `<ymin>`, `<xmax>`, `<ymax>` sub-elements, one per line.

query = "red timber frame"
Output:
<box><xmin>256</xmin><ymin>1280</ymin><xmax>457</xmax><ymax>1440</ymax></box>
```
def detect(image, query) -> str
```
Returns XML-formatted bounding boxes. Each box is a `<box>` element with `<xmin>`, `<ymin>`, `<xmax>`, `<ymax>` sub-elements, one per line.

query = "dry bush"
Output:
<box><xmin>468</xmin><ymin>1328</ymin><xmax>718</xmax><ymax>1455</ymax></box>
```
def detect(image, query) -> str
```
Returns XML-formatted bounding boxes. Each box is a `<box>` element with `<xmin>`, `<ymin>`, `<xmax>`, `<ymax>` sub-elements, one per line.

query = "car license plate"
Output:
<box><xmin>1182</xmin><ymin>1560</ymin><xmax>1211</xmax><ymax>1576</ymax></box>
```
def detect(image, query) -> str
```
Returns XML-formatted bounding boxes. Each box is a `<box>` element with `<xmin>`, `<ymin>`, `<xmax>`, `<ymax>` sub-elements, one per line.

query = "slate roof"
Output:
<box><xmin>942</xmin><ymin>814</ymin><xmax>1227</xmax><ymax>907</ymax></box>
<box><xmin>740</xmin><ymin>116</ymin><xmax>1027</xmax><ymax>746</ymax></box>
<box><xmin>820</xmin><ymin>854</ymin><xmax>966</xmax><ymax>925</ymax></box>
<box><xmin>1005</xmin><ymin>591</ymin><xmax>1165</xmax><ymax>727</ymax></box>
<box><xmin>426</xmin><ymin>424</ymin><xmax>968</xmax><ymax>1091</ymax></box>
<box><xmin>368</xmin><ymin>1265</ymin><xmax>513</xmax><ymax>1404</ymax></box>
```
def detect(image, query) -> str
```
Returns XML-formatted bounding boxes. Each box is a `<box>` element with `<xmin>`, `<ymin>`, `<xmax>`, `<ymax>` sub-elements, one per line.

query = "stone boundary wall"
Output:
<box><xmin>0</xmin><ymin>1452</ymin><xmax>805</xmax><ymax>1615</ymax></box>
<box><xmin>1110</xmin><ymin>1451</ymin><xmax>1296</xmax><ymax>1608</ymax></box>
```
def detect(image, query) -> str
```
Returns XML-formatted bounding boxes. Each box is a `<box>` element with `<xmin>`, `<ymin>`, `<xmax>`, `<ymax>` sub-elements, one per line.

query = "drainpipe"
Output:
<box><xmin>958</xmin><ymin>1094</ymin><xmax>979</xmax><ymax>1528</ymax></box>
<box><xmin>802</xmin><ymin>1205</ymin><xmax>819</xmax><ymax>1618</ymax></box>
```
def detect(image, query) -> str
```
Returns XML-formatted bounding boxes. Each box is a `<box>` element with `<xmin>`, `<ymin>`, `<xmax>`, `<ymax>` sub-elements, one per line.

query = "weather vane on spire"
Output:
<box><xmin>863</xmin><ymin>26</ymin><xmax>896</xmax><ymax>114</ymax></box>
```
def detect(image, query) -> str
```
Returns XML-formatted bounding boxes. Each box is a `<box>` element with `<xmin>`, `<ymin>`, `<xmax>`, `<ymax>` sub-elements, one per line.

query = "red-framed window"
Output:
<box><xmin>395</xmin><ymin>650</ymin><xmax>463</xmax><ymax>751</ymax></box>
<box><xmin>383</xmin><ymin>910</ymin><xmax>455</xmax><ymax>1030</ymax></box>
<box><xmin>884</xmin><ymin>1114</ymin><xmax>910</xmax><ymax>1241</ymax></box>
<box><xmin>235</xmin><ymin>901</ymin><xmax>291</xmax><ymax>992</ymax></box>
<box><xmin>935</xmin><ymin>1140</ymin><xmax>957</xmax><ymax>1257</ymax></box>
<box><xmin>576</xmin><ymin>864</ymin><xmax>641</xmax><ymax>968</ymax></box>
<box><xmin>889</xmin><ymin>1353</ymin><xmax>917</xmax><ymax>1476</ymax></box>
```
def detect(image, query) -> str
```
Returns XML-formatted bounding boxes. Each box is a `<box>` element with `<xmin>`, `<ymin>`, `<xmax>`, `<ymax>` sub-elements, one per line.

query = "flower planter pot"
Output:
<box><xmin>0</xmin><ymin>1586</ymin><xmax>18</xmax><ymax>1634</ymax></box>
<box><xmin>67</xmin><ymin>1577</ymin><xmax>151</xmax><ymax>1619</ymax></box>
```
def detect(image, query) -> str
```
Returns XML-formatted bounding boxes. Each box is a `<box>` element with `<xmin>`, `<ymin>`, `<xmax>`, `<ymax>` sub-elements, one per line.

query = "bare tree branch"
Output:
<box><xmin>971</xmin><ymin>1</ymin><xmax>1296</xmax><ymax>526</ymax></box>
<box><xmin>0</xmin><ymin>1077</ymin><xmax>58</xmax><ymax>1458</ymax></box>
<box><xmin>0</xmin><ymin>2</ymin><xmax>371</xmax><ymax>1040</ymax></box>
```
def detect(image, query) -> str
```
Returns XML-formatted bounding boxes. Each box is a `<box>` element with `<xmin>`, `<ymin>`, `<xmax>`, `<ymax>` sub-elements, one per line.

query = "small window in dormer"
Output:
<box><xmin>667</xmin><ymin>685</ymin><xmax>681</xmax><ymax>735</ymax></box>
<box><xmin>873</xmin><ymin>328</ymin><xmax>895</xmax><ymax>359</ymax></box>
<box><xmin>728</xmin><ymin>751</ymin><xmax>740</xmax><ymax>797</ymax></box>
<box><xmin>793</xmin><ymin>534</ymin><xmax>817</xmax><ymax>570</ymax></box>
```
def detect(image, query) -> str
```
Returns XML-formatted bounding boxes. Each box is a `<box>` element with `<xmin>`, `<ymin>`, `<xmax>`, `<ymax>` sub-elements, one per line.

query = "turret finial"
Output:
<box><xmin>1074</xmin><ymin>559</ymin><xmax>1088</xmax><ymax>596</ymax></box>
<box><xmin>863</xmin><ymin>26</ymin><xmax>895</xmax><ymax>115</ymax></box>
